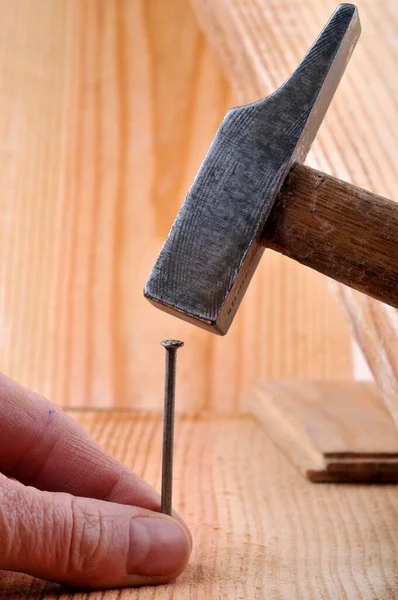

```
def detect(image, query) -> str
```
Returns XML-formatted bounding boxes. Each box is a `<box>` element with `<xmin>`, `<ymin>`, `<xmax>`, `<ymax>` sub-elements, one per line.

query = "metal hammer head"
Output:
<box><xmin>144</xmin><ymin>4</ymin><xmax>360</xmax><ymax>335</ymax></box>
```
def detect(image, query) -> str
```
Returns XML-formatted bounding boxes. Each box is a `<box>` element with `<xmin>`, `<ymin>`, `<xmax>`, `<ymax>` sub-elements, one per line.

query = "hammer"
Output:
<box><xmin>144</xmin><ymin>4</ymin><xmax>398</xmax><ymax>336</ymax></box>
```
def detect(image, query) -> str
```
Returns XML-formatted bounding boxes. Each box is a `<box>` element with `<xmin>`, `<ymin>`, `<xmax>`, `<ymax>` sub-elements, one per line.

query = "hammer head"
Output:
<box><xmin>144</xmin><ymin>4</ymin><xmax>360</xmax><ymax>335</ymax></box>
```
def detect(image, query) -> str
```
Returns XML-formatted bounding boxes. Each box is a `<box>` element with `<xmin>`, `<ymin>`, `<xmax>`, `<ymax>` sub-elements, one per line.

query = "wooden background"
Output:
<box><xmin>0</xmin><ymin>0</ymin><xmax>396</xmax><ymax>413</ymax></box>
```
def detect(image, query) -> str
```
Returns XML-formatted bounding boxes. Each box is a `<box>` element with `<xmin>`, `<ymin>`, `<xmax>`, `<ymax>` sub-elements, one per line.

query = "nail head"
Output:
<box><xmin>160</xmin><ymin>339</ymin><xmax>184</xmax><ymax>349</ymax></box>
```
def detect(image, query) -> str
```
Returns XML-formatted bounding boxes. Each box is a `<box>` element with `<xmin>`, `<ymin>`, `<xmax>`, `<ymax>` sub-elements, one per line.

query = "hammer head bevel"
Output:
<box><xmin>144</xmin><ymin>4</ymin><xmax>360</xmax><ymax>335</ymax></box>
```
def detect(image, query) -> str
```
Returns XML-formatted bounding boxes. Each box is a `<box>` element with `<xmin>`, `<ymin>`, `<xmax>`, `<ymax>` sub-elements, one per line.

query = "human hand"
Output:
<box><xmin>0</xmin><ymin>373</ymin><xmax>192</xmax><ymax>589</ymax></box>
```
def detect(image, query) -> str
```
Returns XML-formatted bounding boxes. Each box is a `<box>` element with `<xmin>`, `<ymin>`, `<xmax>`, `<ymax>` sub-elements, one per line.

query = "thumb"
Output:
<box><xmin>0</xmin><ymin>475</ymin><xmax>191</xmax><ymax>588</ymax></box>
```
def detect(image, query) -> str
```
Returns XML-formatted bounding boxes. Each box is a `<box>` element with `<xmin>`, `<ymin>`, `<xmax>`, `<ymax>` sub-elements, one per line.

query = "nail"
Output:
<box><xmin>160</xmin><ymin>339</ymin><xmax>184</xmax><ymax>516</ymax></box>
<box><xmin>128</xmin><ymin>517</ymin><xmax>190</xmax><ymax>576</ymax></box>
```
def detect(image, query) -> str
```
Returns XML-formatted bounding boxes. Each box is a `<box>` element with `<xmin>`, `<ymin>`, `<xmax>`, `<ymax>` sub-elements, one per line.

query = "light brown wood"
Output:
<box><xmin>265</xmin><ymin>164</ymin><xmax>398</xmax><ymax>309</ymax></box>
<box><xmin>0</xmin><ymin>0</ymin><xmax>353</xmax><ymax>414</ymax></box>
<box><xmin>248</xmin><ymin>380</ymin><xmax>398</xmax><ymax>483</ymax></box>
<box><xmin>1</xmin><ymin>409</ymin><xmax>398</xmax><ymax>598</ymax></box>
<box><xmin>331</xmin><ymin>285</ymin><xmax>398</xmax><ymax>425</ymax></box>
<box><xmin>190</xmin><ymin>0</ymin><xmax>398</xmax><ymax>410</ymax></box>
<box><xmin>0</xmin><ymin>0</ymin><xmax>230</xmax><ymax>411</ymax></box>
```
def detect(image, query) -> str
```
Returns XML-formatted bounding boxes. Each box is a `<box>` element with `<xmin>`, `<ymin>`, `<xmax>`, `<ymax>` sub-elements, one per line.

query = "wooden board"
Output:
<box><xmin>266</xmin><ymin>164</ymin><xmax>398</xmax><ymax>310</ymax></box>
<box><xmin>248</xmin><ymin>381</ymin><xmax>398</xmax><ymax>483</ymax></box>
<box><xmin>1</xmin><ymin>409</ymin><xmax>398</xmax><ymax>598</ymax></box>
<box><xmin>190</xmin><ymin>0</ymin><xmax>398</xmax><ymax>413</ymax></box>
<box><xmin>331</xmin><ymin>284</ymin><xmax>398</xmax><ymax>426</ymax></box>
<box><xmin>0</xmin><ymin>0</ymin><xmax>353</xmax><ymax>413</ymax></box>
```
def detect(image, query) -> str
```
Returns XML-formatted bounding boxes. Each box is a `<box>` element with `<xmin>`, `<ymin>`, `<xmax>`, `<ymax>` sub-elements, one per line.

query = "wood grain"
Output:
<box><xmin>0</xmin><ymin>0</ymin><xmax>231</xmax><ymax>411</ymax></box>
<box><xmin>265</xmin><ymin>164</ymin><xmax>398</xmax><ymax>309</ymax></box>
<box><xmin>0</xmin><ymin>0</ymin><xmax>354</xmax><ymax>413</ymax></box>
<box><xmin>248</xmin><ymin>380</ymin><xmax>398</xmax><ymax>483</ymax></box>
<box><xmin>1</xmin><ymin>410</ymin><xmax>398</xmax><ymax>598</ymax></box>
<box><xmin>331</xmin><ymin>284</ymin><xmax>398</xmax><ymax>426</ymax></box>
<box><xmin>190</xmin><ymin>0</ymin><xmax>398</xmax><ymax>406</ymax></box>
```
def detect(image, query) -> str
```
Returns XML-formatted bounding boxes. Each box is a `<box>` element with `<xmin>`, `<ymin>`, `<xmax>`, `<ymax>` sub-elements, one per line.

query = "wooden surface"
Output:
<box><xmin>0</xmin><ymin>0</ymin><xmax>354</xmax><ymax>412</ymax></box>
<box><xmin>190</xmin><ymin>0</ymin><xmax>398</xmax><ymax>412</ymax></box>
<box><xmin>266</xmin><ymin>164</ymin><xmax>398</xmax><ymax>309</ymax></box>
<box><xmin>1</xmin><ymin>409</ymin><xmax>398</xmax><ymax>599</ymax></box>
<box><xmin>332</xmin><ymin>285</ymin><xmax>398</xmax><ymax>425</ymax></box>
<box><xmin>249</xmin><ymin>380</ymin><xmax>398</xmax><ymax>483</ymax></box>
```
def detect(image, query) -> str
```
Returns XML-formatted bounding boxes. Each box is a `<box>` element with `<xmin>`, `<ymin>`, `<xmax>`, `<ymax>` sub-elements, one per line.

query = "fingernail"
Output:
<box><xmin>128</xmin><ymin>517</ymin><xmax>190</xmax><ymax>576</ymax></box>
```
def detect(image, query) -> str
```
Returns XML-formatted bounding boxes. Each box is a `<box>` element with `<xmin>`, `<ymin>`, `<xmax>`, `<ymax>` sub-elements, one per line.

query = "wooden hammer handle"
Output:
<box><xmin>264</xmin><ymin>164</ymin><xmax>398</xmax><ymax>309</ymax></box>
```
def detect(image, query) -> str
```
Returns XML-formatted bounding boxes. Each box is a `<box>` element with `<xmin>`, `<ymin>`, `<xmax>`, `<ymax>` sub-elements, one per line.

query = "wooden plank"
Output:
<box><xmin>189</xmin><ymin>0</ymin><xmax>398</xmax><ymax>408</ymax></box>
<box><xmin>1</xmin><ymin>409</ymin><xmax>398</xmax><ymax>598</ymax></box>
<box><xmin>331</xmin><ymin>285</ymin><xmax>398</xmax><ymax>425</ymax></box>
<box><xmin>0</xmin><ymin>0</ymin><xmax>232</xmax><ymax>411</ymax></box>
<box><xmin>248</xmin><ymin>380</ymin><xmax>398</xmax><ymax>483</ymax></box>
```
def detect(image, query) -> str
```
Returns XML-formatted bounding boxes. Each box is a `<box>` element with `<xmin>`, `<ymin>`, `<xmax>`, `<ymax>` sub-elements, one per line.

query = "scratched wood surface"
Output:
<box><xmin>0</xmin><ymin>0</ymin><xmax>355</xmax><ymax>412</ymax></box>
<box><xmin>190</xmin><ymin>0</ymin><xmax>398</xmax><ymax>416</ymax></box>
<box><xmin>1</xmin><ymin>410</ymin><xmax>398</xmax><ymax>599</ymax></box>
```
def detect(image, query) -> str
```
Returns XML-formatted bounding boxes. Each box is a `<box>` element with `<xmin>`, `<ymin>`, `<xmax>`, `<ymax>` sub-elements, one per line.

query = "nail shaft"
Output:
<box><xmin>160</xmin><ymin>340</ymin><xmax>184</xmax><ymax>515</ymax></box>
